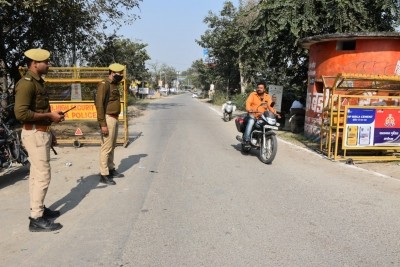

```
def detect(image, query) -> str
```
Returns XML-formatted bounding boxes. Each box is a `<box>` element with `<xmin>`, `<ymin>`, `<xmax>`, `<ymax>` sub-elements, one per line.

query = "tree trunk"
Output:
<box><xmin>239</xmin><ymin>61</ymin><xmax>247</xmax><ymax>94</ymax></box>
<box><xmin>0</xmin><ymin>59</ymin><xmax>8</xmax><ymax>111</ymax></box>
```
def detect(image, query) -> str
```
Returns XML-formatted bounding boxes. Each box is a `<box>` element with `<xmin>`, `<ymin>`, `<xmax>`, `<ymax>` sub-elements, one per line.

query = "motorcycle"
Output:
<box><xmin>235</xmin><ymin>108</ymin><xmax>279</xmax><ymax>164</ymax></box>
<box><xmin>0</xmin><ymin>105</ymin><xmax>28</xmax><ymax>171</ymax></box>
<box><xmin>222</xmin><ymin>101</ymin><xmax>236</xmax><ymax>122</ymax></box>
<box><xmin>288</xmin><ymin>108</ymin><xmax>305</xmax><ymax>133</ymax></box>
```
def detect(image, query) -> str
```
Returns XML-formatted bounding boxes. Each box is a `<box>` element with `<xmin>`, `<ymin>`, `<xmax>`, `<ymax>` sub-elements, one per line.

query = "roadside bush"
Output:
<box><xmin>209</xmin><ymin>90</ymin><xmax>249</xmax><ymax>111</ymax></box>
<box><xmin>127</xmin><ymin>94</ymin><xmax>138</xmax><ymax>105</ymax></box>
<box><xmin>210</xmin><ymin>91</ymin><xmax>226</xmax><ymax>106</ymax></box>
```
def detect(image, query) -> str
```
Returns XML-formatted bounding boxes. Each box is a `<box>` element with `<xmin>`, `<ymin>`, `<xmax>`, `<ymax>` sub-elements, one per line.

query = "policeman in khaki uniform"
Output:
<box><xmin>95</xmin><ymin>63</ymin><xmax>125</xmax><ymax>185</ymax></box>
<box><xmin>14</xmin><ymin>48</ymin><xmax>65</xmax><ymax>232</ymax></box>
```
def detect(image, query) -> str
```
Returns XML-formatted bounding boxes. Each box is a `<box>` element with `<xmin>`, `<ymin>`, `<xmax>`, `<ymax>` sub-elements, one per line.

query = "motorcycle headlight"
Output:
<box><xmin>266</xmin><ymin>117</ymin><xmax>276</xmax><ymax>125</ymax></box>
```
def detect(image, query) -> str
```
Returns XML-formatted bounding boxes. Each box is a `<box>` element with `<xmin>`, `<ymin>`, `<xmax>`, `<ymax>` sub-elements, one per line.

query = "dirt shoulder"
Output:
<box><xmin>276</xmin><ymin>130</ymin><xmax>400</xmax><ymax>180</ymax></box>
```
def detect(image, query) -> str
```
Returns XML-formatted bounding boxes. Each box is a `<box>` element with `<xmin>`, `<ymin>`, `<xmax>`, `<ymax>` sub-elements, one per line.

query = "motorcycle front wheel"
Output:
<box><xmin>259</xmin><ymin>134</ymin><xmax>277</xmax><ymax>164</ymax></box>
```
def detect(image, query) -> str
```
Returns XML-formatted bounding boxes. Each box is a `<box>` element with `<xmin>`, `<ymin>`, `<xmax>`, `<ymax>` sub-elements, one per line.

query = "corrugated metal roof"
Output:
<box><xmin>301</xmin><ymin>32</ymin><xmax>400</xmax><ymax>49</ymax></box>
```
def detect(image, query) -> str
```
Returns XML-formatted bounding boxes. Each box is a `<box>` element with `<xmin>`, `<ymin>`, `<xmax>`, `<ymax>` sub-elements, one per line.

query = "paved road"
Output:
<box><xmin>1</xmin><ymin>93</ymin><xmax>400</xmax><ymax>266</ymax></box>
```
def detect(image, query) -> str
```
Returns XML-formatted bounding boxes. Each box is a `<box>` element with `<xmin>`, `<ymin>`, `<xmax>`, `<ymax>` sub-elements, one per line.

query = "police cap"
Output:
<box><xmin>109</xmin><ymin>63</ymin><xmax>125</xmax><ymax>72</ymax></box>
<box><xmin>24</xmin><ymin>48</ymin><xmax>50</xmax><ymax>61</ymax></box>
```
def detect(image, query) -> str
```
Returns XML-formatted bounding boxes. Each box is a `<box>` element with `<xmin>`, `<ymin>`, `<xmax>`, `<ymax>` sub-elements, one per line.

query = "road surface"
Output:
<box><xmin>1</xmin><ymin>93</ymin><xmax>400</xmax><ymax>266</ymax></box>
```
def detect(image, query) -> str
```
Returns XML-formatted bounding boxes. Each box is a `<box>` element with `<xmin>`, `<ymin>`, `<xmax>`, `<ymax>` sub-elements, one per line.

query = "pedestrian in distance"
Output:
<box><xmin>95</xmin><ymin>63</ymin><xmax>125</xmax><ymax>185</ymax></box>
<box><xmin>14</xmin><ymin>48</ymin><xmax>65</xmax><ymax>232</ymax></box>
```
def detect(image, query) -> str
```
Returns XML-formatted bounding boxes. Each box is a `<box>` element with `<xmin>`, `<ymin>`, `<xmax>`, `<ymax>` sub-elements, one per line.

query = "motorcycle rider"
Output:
<box><xmin>290</xmin><ymin>95</ymin><xmax>305</xmax><ymax>111</ymax></box>
<box><xmin>243</xmin><ymin>81</ymin><xmax>280</xmax><ymax>145</ymax></box>
<box><xmin>221</xmin><ymin>100</ymin><xmax>236</xmax><ymax>116</ymax></box>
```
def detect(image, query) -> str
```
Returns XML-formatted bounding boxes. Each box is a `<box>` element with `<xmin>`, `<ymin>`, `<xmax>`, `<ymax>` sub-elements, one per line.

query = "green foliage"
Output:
<box><xmin>127</xmin><ymin>94</ymin><xmax>137</xmax><ymax>106</ymax></box>
<box><xmin>0</xmin><ymin>0</ymin><xmax>142</xmax><ymax>83</ymax></box>
<box><xmin>198</xmin><ymin>0</ymin><xmax>400</xmax><ymax>108</ymax></box>
<box><xmin>210</xmin><ymin>90</ymin><xmax>227</xmax><ymax>106</ymax></box>
<box><xmin>87</xmin><ymin>37</ymin><xmax>150</xmax><ymax>82</ymax></box>
<box><xmin>231</xmin><ymin>93</ymin><xmax>248</xmax><ymax>111</ymax></box>
<box><xmin>197</xmin><ymin>2</ymin><xmax>241</xmax><ymax>93</ymax></box>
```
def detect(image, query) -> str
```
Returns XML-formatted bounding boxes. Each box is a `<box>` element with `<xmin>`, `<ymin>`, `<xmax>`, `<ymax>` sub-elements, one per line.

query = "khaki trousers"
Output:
<box><xmin>21</xmin><ymin>129</ymin><xmax>51</xmax><ymax>218</ymax></box>
<box><xmin>99</xmin><ymin>115</ymin><xmax>118</xmax><ymax>175</ymax></box>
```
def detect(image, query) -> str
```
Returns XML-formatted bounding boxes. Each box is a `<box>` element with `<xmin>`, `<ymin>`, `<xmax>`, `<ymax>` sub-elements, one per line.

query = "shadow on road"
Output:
<box><xmin>49</xmin><ymin>153</ymin><xmax>148</xmax><ymax>216</ymax></box>
<box><xmin>0</xmin><ymin>165</ymin><xmax>29</xmax><ymax>189</ymax></box>
<box><xmin>118</xmin><ymin>153</ymin><xmax>147</xmax><ymax>174</ymax></box>
<box><xmin>231</xmin><ymin>143</ymin><xmax>259</xmax><ymax>157</ymax></box>
<box><xmin>50</xmin><ymin>174</ymin><xmax>103</xmax><ymax>216</ymax></box>
<box><xmin>147</xmin><ymin>102</ymin><xmax>184</xmax><ymax>111</ymax></box>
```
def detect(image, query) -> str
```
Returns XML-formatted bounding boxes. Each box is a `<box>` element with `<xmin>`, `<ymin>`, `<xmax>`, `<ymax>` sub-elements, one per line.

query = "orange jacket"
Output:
<box><xmin>245</xmin><ymin>92</ymin><xmax>277</xmax><ymax>118</ymax></box>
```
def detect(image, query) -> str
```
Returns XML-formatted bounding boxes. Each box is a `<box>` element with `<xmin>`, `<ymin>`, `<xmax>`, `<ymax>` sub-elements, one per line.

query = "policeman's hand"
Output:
<box><xmin>101</xmin><ymin>126</ymin><xmax>109</xmax><ymax>136</ymax></box>
<box><xmin>50</xmin><ymin>111</ymin><xmax>65</xmax><ymax>123</ymax></box>
<box><xmin>276</xmin><ymin>114</ymin><xmax>282</xmax><ymax>119</ymax></box>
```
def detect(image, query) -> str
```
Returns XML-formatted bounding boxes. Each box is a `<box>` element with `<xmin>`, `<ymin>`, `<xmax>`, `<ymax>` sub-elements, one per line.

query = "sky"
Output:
<box><xmin>116</xmin><ymin>0</ymin><xmax>239</xmax><ymax>72</ymax></box>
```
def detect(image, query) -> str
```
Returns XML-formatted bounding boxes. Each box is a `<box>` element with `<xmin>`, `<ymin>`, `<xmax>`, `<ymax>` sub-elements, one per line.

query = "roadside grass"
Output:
<box><xmin>276</xmin><ymin>130</ymin><xmax>320</xmax><ymax>151</ymax></box>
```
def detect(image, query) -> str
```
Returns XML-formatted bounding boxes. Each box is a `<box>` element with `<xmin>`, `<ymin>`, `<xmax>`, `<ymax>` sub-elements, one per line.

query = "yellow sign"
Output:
<box><xmin>50</xmin><ymin>102</ymin><xmax>123</xmax><ymax>120</ymax></box>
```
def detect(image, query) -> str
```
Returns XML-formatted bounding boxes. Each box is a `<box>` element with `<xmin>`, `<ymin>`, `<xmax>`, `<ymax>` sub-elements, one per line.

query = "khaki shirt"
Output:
<box><xmin>95</xmin><ymin>78</ymin><xmax>121</xmax><ymax>127</ymax></box>
<box><xmin>14</xmin><ymin>70</ymin><xmax>51</xmax><ymax>125</ymax></box>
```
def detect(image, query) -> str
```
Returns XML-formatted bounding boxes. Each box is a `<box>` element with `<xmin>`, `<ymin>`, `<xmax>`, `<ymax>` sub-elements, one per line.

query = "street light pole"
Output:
<box><xmin>176</xmin><ymin>71</ymin><xmax>180</xmax><ymax>90</ymax></box>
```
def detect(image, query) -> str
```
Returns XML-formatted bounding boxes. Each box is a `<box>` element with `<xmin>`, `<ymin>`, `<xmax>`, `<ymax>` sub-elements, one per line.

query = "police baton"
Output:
<box><xmin>51</xmin><ymin>145</ymin><xmax>58</xmax><ymax>155</ymax></box>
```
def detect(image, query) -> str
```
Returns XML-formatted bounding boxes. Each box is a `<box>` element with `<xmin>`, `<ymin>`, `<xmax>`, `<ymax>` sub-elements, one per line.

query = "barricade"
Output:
<box><xmin>18</xmin><ymin>66</ymin><xmax>129</xmax><ymax>146</ymax></box>
<box><xmin>319</xmin><ymin>73</ymin><xmax>400</xmax><ymax>161</ymax></box>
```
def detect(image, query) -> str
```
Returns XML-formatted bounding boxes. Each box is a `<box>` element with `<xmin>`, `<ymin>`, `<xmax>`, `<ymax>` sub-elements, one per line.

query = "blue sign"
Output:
<box><xmin>202</xmin><ymin>48</ymin><xmax>209</xmax><ymax>64</ymax></box>
<box><xmin>347</xmin><ymin>108</ymin><xmax>376</xmax><ymax>124</ymax></box>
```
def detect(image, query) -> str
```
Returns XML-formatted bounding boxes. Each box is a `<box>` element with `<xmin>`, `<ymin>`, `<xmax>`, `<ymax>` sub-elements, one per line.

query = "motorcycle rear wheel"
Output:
<box><xmin>223</xmin><ymin>112</ymin><xmax>229</xmax><ymax>122</ymax></box>
<box><xmin>259</xmin><ymin>134</ymin><xmax>277</xmax><ymax>164</ymax></box>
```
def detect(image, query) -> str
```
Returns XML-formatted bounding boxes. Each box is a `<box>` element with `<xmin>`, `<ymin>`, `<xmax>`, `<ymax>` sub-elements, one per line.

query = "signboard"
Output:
<box><xmin>138</xmin><ymin>87</ymin><xmax>149</xmax><ymax>94</ymax></box>
<box><xmin>50</xmin><ymin>102</ymin><xmax>124</xmax><ymax>120</ymax></box>
<box><xmin>203</xmin><ymin>48</ymin><xmax>209</xmax><ymax>64</ymax></box>
<box><xmin>70</xmin><ymin>83</ymin><xmax>82</xmax><ymax>100</ymax></box>
<box><xmin>268</xmin><ymin>85</ymin><xmax>283</xmax><ymax>112</ymax></box>
<box><xmin>343</xmin><ymin>107</ymin><xmax>400</xmax><ymax>148</ymax></box>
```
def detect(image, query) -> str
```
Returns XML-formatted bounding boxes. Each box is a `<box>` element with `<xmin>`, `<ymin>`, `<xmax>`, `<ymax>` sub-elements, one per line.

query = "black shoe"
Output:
<box><xmin>29</xmin><ymin>217</ymin><xmax>63</xmax><ymax>232</ymax></box>
<box><xmin>43</xmin><ymin>206</ymin><xmax>60</xmax><ymax>219</ymax></box>
<box><xmin>100</xmin><ymin>175</ymin><xmax>116</xmax><ymax>185</ymax></box>
<box><xmin>109</xmin><ymin>169</ymin><xmax>124</xmax><ymax>178</ymax></box>
<box><xmin>242</xmin><ymin>140</ymin><xmax>250</xmax><ymax>146</ymax></box>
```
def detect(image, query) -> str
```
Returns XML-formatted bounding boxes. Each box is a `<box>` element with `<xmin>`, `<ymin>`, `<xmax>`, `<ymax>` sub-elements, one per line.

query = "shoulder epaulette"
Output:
<box><xmin>24</xmin><ymin>77</ymin><xmax>32</xmax><ymax>81</ymax></box>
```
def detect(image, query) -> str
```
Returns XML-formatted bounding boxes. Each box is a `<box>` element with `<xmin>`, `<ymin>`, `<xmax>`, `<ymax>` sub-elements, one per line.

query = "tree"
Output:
<box><xmin>195</xmin><ymin>0</ymin><xmax>400</xmax><ymax>111</ymax></box>
<box><xmin>0</xmin><ymin>0</ymin><xmax>141</xmax><ymax>113</ymax></box>
<box><xmin>87</xmin><ymin>37</ymin><xmax>150</xmax><ymax>83</ymax></box>
<box><xmin>238</xmin><ymin>0</ymin><xmax>400</xmax><ymax>109</ymax></box>
<box><xmin>196</xmin><ymin>2</ymin><xmax>241</xmax><ymax>95</ymax></box>
<box><xmin>0</xmin><ymin>0</ymin><xmax>142</xmax><ymax>83</ymax></box>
